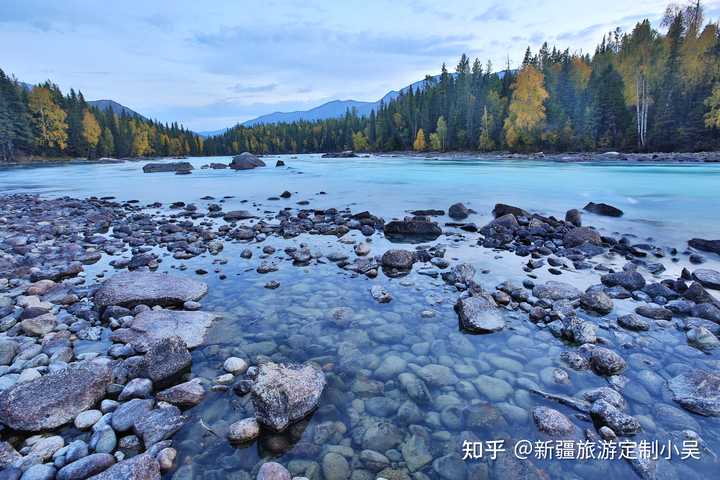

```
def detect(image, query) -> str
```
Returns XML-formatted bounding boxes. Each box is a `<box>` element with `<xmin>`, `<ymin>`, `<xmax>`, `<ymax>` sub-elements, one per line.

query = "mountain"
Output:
<box><xmin>87</xmin><ymin>99</ymin><xmax>145</xmax><ymax>119</ymax></box>
<box><xmin>239</xmin><ymin>70</ymin><xmax>511</xmax><ymax>128</ymax></box>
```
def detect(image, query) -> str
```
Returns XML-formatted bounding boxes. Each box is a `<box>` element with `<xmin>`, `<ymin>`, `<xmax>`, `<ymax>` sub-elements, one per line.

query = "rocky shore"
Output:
<box><xmin>0</xmin><ymin>191</ymin><xmax>719</xmax><ymax>480</ymax></box>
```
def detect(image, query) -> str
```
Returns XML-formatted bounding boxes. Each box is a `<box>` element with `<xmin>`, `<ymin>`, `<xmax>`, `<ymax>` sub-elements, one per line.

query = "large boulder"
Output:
<box><xmin>583</xmin><ymin>202</ymin><xmax>623</xmax><ymax>217</ymax></box>
<box><xmin>142</xmin><ymin>162</ymin><xmax>193</xmax><ymax>174</ymax></box>
<box><xmin>381</xmin><ymin>250</ymin><xmax>415</xmax><ymax>270</ymax></box>
<box><xmin>141</xmin><ymin>336</ymin><xmax>192</xmax><ymax>383</ymax></box>
<box><xmin>0</xmin><ymin>361</ymin><xmax>111</xmax><ymax>431</ymax></box>
<box><xmin>532</xmin><ymin>281</ymin><xmax>582</xmax><ymax>301</ymax></box>
<box><xmin>692</xmin><ymin>269</ymin><xmax>720</xmax><ymax>290</ymax></box>
<box><xmin>448</xmin><ymin>203</ymin><xmax>470</xmax><ymax>220</ymax></box>
<box><xmin>229</xmin><ymin>152</ymin><xmax>265</xmax><ymax>170</ymax></box>
<box><xmin>668</xmin><ymin>370</ymin><xmax>720</xmax><ymax>416</ymax></box>
<box><xmin>251</xmin><ymin>362</ymin><xmax>326</xmax><ymax>431</ymax></box>
<box><xmin>384</xmin><ymin>217</ymin><xmax>442</xmax><ymax>240</ymax></box>
<box><xmin>601</xmin><ymin>271</ymin><xmax>646</xmax><ymax>291</ymax></box>
<box><xmin>86</xmin><ymin>453</ymin><xmax>160</xmax><ymax>480</ymax></box>
<box><xmin>455</xmin><ymin>295</ymin><xmax>504</xmax><ymax>333</ymax></box>
<box><xmin>492</xmin><ymin>204</ymin><xmax>528</xmax><ymax>218</ymax></box>
<box><xmin>564</xmin><ymin>227</ymin><xmax>602</xmax><ymax>248</ymax></box>
<box><xmin>688</xmin><ymin>238</ymin><xmax>720</xmax><ymax>255</ymax></box>
<box><xmin>95</xmin><ymin>272</ymin><xmax>207</xmax><ymax>308</ymax></box>
<box><xmin>111</xmin><ymin>309</ymin><xmax>217</xmax><ymax>351</ymax></box>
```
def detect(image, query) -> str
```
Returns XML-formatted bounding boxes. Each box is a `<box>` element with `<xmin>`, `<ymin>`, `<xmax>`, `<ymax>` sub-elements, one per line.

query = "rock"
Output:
<box><xmin>601</xmin><ymin>271</ymin><xmax>646</xmax><ymax>291</ymax></box>
<box><xmin>85</xmin><ymin>453</ymin><xmax>159</xmax><ymax>480</ymax></box>
<box><xmin>275</xmin><ymin>160</ymin><xmax>285</xmax><ymax>167</ymax></box>
<box><xmin>635</xmin><ymin>305</ymin><xmax>672</xmax><ymax>320</ymax></box>
<box><xmin>532</xmin><ymin>281</ymin><xmax>581</xmax><ymax>301</ymax></box>
<box><xmin>492</xmin><ymin>203</ymin><xmax>528</xmax><ymax>218</ymax></box>
<box><xmin>384</xmin><ymin>218</ymin><xmax>442</xmax><ymax>240</ymax></box>
<box><xmin>617</xmin><ymin>314</ymin><xmax>649</xmax><ymax>331</ymax></box>
<box><xmin>112</xmin><ymin>309</ymin><xmax>216</xmax><ymax>350</ymax></box>
<box><xmin>448</xmin><ymin>203</ymin><xmax>470</xmax><ymax>220</ymax></box>
<box><xmin>589</xmin><ymin>347</ymin><xmax>626</xmax><ymax>376</ymax></box>
<box><xmin>370</xmin><ymin>285</ymin><xmax>392</xmax><ymax>303</ymax></box>
<box><xmin>90</xmin><ymin>425</ymin><xmax>117</xmax><ymax>453</ymax></box>
<box><xmin>256</xmin><ymin>462</ymin><xmax>291</xmax><ymax>480</ymax></box>
<box><xmin>532</xmin><ymin>407</ymin><xmax>576</xmax><ymax>436</ymax></box>
<box><xmin>223</xmin><ymin>210</ymin><xmax>256</xmax><ymax>221</ymax></box>
<box><xmin>18</xmin><ymin>464</ymin><xmax>55</xmax><ymax>480</ymax></box>
<box><xmin>362</xmin><ymin>421</ymin><xmax>402</xmax><ymax>451</ymax></box>
<box><xmin>28</xmin><ymin>436</ymin><xmax>64</xmax><ymax>461</ymax></box>
<box><xmin>228</xmin><ymin>418</ymin><xmax>260</xmax><ymax>443</ymax></box>
<box><xmin>156</xmin><ymin>448</ymin><xmax>175</xmax><ymax>470</ymax></box>
<box><xmin>224</xmin><ymin>357</ymin><xmax>248</xmax><ymax>374</ymax></box>
<box><xmin>381</xmin><ymin>250</ymin><xmax>415</xmax><ymax>270</ymax></box>
<box><xmin>75</xmin><ymin>409</ymin><xmax>102</xmax><ymax>430</ymax></box>
<box><xmin>688</xmin><ymin>238</ymin><xmax>720</xmax><ymax>255</ymax></box>
<box><xmin>580</xmin><ymin>290</ymin><xmax>613</xmax><ymax>314</ymax></box>
<box><xmin>141</xmin><ymin>336</ymin><xmax>191</xmax><ymax>383</ymax></box>
<box><xmin>0</xmin><ymin>340</ymin><xmax>18</xmax><ymax>366</ymax></box>
<box><xmin>687</xmin><ymin>326</ymin><xmax>720</xmax><ymax>351</ymax></box>
<box><xmin>251</xmin><ymin>362</ymin><xmax>326</xmax><ymax>431</ymax></box>
<box><xmin>118</xmin><ymin>378</ymin><xmax>153</xmax><ymax>401</ymax></box>
<box><xmin>110</xmin><ymin>399</ymin><xmax>154</xmax><ymax>432</ymax></box>
<box><xmin>0</xmin><ymin>361</ymin><xmax>111</xmax><ymax>431</ymax></box>
<box><xmin>564</xmin><ymin>227</ymin><xmax>602</xmax><ymax>248</ymax></box>
<box><xmin>668</xmin><ymin>370</ymin><xmax>720</xmax><ymax>416</ymax></box>
<box><xmin>133</xmin><ymin>406</ymin><xmax>186</xmax><ymax>446</ymax></box>
<box><xmin>565</xmin><ymin>209</ymin><xmax>582</xmax><ymax>227</ymax></box>
<box><xmin>322</xmin><ymin>452</ymin><xmax>350</xmax><ymax>480</ymax></box>
<box><xmin>156</xmin><ymin>379</ymin><xmax>205</xmax><ymax>407</ymax></box>
<box><xmin>57</xmin><ymin>454</ymin><xmax>115</xmax><ymax>480</ymax></box>
<box><xmin>401</xmin><ymin>434</ymin><xmax>433</xmax><ymax>472</ymax></box>
<box><xmin>581</xmin><ymin>387</ymin><xmax>626</xmax><ymax>410</ymax></box>
<box><xmin>229</xmin><ymin>152</ymin><xmax>266</xmax><ymax>170</ymax></box>
<box><xmin>583</xmin><ymin>202</ymin><xmax>623</xmax><ymax>217</ymax></box>
<box><xmin>455</xmin><ymin>295</ymin><xmax>504</xmax><ymax>333</ymax></box>
<box><xmin>95</xmin><ymin>272</ymin><xmax>207</xmax><ymax>308</ymax></box>
<box><xmin>0</xmin><ymin>441</ymin><xmax>21</xmax><ymax>469</ymax></box>
<box><xmin>142</xmin><ymin>162</ymin><xmax>193</xmax><ymax>174</ymax></box>
<box><xmin>590</xmin><ymin>400</ymin><xmax>640</xmax><ymax>435</ymax></box>
<box><xmin>359</xmin><ymin>450</ymin><xmax>390</xmax><ymax>472</ymax></box>
<box><xmin>692</xmin><ymin>269</ymin><xmax>720</xmax><ymax>290</ymax></box>
<box><xmin>21</xmin><ymin>313</ymin><xmax>56</xmax><ymax>336</ymax></box>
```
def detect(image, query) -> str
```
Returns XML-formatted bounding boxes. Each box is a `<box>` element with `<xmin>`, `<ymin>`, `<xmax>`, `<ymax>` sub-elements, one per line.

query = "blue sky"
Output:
<box><xmin>2</xmin><ymin>0</ymin><xmax>719</xmax><ymax>131</ymax></box>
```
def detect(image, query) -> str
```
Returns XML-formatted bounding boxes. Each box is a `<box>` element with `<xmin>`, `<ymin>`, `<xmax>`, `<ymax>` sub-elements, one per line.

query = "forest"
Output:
<box><xmin>0</xmin><ymin>74</ymin><xmax>202</xmax><ymax>162</ymax></box>
<box><xmin>204</xmin><ymin>2</ymin><xmax>720</xmax><ymax>155</ymax></box>
<box><xmin>2</xmin><ymin>1</ymin><xmax>720</xmax><ymax>161</ymax></box>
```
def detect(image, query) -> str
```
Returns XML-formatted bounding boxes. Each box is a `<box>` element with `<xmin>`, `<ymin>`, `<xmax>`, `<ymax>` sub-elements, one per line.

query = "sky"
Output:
<box><xmin>3</xmin><ymin>0</ymin><xmax>720</xmax><ymax>132</ymax></box>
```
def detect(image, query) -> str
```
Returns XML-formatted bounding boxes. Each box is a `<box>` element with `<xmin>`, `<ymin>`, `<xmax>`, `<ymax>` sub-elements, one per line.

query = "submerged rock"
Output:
<box><xmin>111</xmin><ymin>309</ymin><xmax>217</xmax><ymax>350</ymax></box>
<box><xmin>251</xmin><ymin>362</ymin><xmax>326</xmax><ymax>431</ymax></box>
<box><xmin>0</xmin><ymin>361</ymin><xmax>111</xmax><ymax>431</ymax></box>
<box><xmin>668</xmin><ymin>370</ymin><xmax>720</xmax><ymax>416</ymax></box>
<box><xmin>533</xmin><ymin>406</ymin><xmax>576</xmax><ymax>436</ymax></box>
<box><xmin>95</xmin><ymin>271</ymin><xmax>208</xmax><ymax>308</ymax></box>
<box><xmin>455</xmin><ymin>295</ymin><xmax>504</xmax><ymax>333</ymax></box>
<box><xmin>590</xmin><ymin>400</ymin><xmax>640</xmax><ymax>435</ymax></box>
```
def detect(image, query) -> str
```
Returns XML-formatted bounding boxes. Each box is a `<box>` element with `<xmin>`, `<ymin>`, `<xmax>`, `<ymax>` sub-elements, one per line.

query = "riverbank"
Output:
<box><xmin>0</xmin><ymin>189</ymin><xmax>719</xmax><ymax>479</ymax></box>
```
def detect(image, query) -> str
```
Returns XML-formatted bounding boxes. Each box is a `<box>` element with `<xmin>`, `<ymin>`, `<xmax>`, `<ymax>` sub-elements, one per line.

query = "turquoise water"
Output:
<box><xmin>2</xmin><ymin>154</ymin><xmax>719</xmax><ymax>247</ymax></box>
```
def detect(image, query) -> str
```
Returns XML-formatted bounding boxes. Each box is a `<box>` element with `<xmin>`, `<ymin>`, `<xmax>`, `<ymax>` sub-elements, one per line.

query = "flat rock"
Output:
<box><xmin>583</xmin><ymin>202</ymin><xmax>623</xmax><ymax>217</ymax></box>
<box><xmin>668</xmin><ymin>370</ymin><xmax>720</xmax><ymax>416</ymax></box>
<box><xmin>134</xmin><ymin>406</ymin><xmax>186</xmax><ymax>446</ymax></box>
<box><xmin>455</xmin><ymin>295</ymin><xmax>504</xmax><ymax>333</ymax></box>
<box><xmin>111</xmin><ymin>309</ymin><xmax>216</xmax><ymax>351</ymax></box>
<box><xmin>86</xmin><ymin>453</ymin><xmax>160</xmax><ymax>480</ymax></box>
<box><xmin>384</xmin><ymin>218</ymin><xmax>442</xmax><ymax>240</ymax></box>
<box><xmin>533</xmin><ymin>281</ymin><xmax>581</xmax><ymax>301</ymax></box>
<box><xmin>141</xmin><ymin>336</ymin><xmax>191</xmax><ymax>383</ymax></box>
<box><xmin>57</xmin><ymin>453</ymin><xmax>115</xmax><ymax>480</ymax></box>
<box><xmin>95</xmin><ymin>272</ymin><xmax>207</xmax><ymax>308</ymax></box>
<box><xmin>692</xmin><ymin>269</ymin><xmax>720</xmax><ymax>290</ymax></box>
<box><xmin>689</xmin><ymin>238</ymin><xmax>720</xmax><ymax>255</ymax></box>
<box><xmin>532</xmin><ymin>406</ymin><xmax>576</xmax><ymax>436</ymax></box>
<box><xmin>0</xmin><ymin>361</ymin><xmax>111</xmax><ymax>431</ymax></box>
<box><xmin>142</xmin><ymin>162</ymin><xmax>192</xmax><ymax>173</ymax></box>
<box><xmin>156</xmin><ymin>379</ymin><xmax>205</xmax><ymax>407</ymax></box>
<box><xmin>251</xmin><ymin>362</ymin><xmax>326</xmax><ymax>431</ymax></box>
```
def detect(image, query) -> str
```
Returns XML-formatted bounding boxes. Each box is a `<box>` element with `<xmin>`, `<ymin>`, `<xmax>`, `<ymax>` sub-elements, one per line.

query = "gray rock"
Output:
<box><xmin>617</xmin><ymin>314</ymin><xmax>649</xmax><ymax>331</ymax></box>
<box><xmin>74</xmin><ymin>409</ymin><xmax>102</xmax><ymax>430</ymax></box>
<box><xmin>95</xmin><ymin>272</ymin><xmax>207</xmax><ymax>308</ymax></box>
<box><xmin>448</xmin><ymin>203</ymin><xmax>470</xmax><ymax>220</ymax></box>
<box><xmin>57</xmin><ymin>453</ymin><xmax>115</xmax><ymax>480</ymax></box>
<box><xmin>532</xmin><ymin>407</ymin><xmax>576</xmax><ymax>436</ymax></box>
<box><xmin>370</xmin><ymin>285</ymin><xmax>392</xmax><ymax>304</ymax></box>
<box><xmin>583</xmin><ymin>202</ymin><xmax>623</xmax><ymax>217</ymax></box>
<box><xmin>668</xmin><ymin>370</ymin><xmax>720</xmax><ymax>416</ymax></box>
<box><xmin>601</xmin><ymin>271</ymin><xmax>645</xmax><ymax>291</ymax></box>
<box><xmin>0</xmin><ymin>361</ymin><xmax>111</xmax><ymax>431</ymax></box>
<box><xmin>361</xmin><ymin>421</ymin><xmax>402</xmax><ymax>451</ymax></box>
<box><xmin>141</xmin><ymin>336</ymin><xmax>191</xmax><ymax>383</ymax></box>
<box><xmin>564</xmin><ymin>227</ymin><xmax>602</xmax><ymax>247</ymax></box>
<box><xmin>0</xmin><ymin>441</ymin><xmax>21</xmax><ymax>469</ymax></box>
<box><xmin>229</xmin><ymin>152</ymin><xmax>265</xmax><ymax>170</ymax></box>
<box><xmin>111</xmin><ymin>309</ymin><xmax>217</xmax><ymax>351</ymax></box>
<box><xmin>64</xmin><ymin>440</ymin><xmax>88</xmax><ymax>464</ymax></box>
<box><xmin>590</xmin><ymin>400</ymin><xmax>640</xmax><ymax>435</ymax></box>
<box><xmin>227</xmin><ymin>418</ymin><xmax>260</xmax><ymax>443</ymax></box>
<box><xmin>251</xmin><ymin>362</ymin><xmax>325</xmax><ymax>431</ymax></box>
<box><xmin>118</xmin><ymin>378</ymin><xmax>153</xmax><ymax>401</ymax></box>
<box><xmin>455</xmin><ymin>295</ymin><xmax>504</xmax><ymax>333</ymax></box>
<box><xmin>90</xmin><ymin>426</ymin><xmax>116</xmax><ymax>453</ymax></box>
<box><xmin>142</xmin><ymin>162</ymin><xmax>192</xmax><ymax>173</ymax></box>
<box><xmin>565</xmin><ymin>209</ymin><xmax>582</xmax><ymax>227</ymax></box>
<box><xmin>401</xmin><ymin>433</ymin><xmax>433</xmax><ymax>472</ymax></box>
<box><xmin>111</xmin><ymin>399</ymin><xmax>154</xmax><ymax>432</ymax></box>
<box><xmin>688</xmin><ymin>238</ymin><xmax>720</xmax><ymax>255</ymax></box>
<box><xmin>85</xmin><ymin>453</ymin><xmax>159</xmax><ymax>480</ymax></box>
<box><xmin>156</xmin><ymin>379</ymin><xmax>205</xmax><ymax>408</ymax></box>
<box><xmin>692</xmin><ymin>269</ymin><xmax>720</xmax><ymax>290</ymax></box>
<box><xmin>383</xmin><ymin>218</ymin><xmax>442</xmax><ymax>240</ymax></box>
<box><xmin>0</xmin><ymin>340</ymin><xmax>18</xmax><ymax>366</ymax></box>
<box><xmin>18</xmin><ymin>464</ymin><xmax>55</xmax><ymax>480</ymax></box>
<box><xmin>381</xmin><ymin>250</ymin><xmax>415</xmax><ymax>270</ymax></box>
<box><xmin>256</xmin><ymin>462</ymin><xmax>291</xmax><ymax>480</ymax></box>
<box><xmin>687</xmin><ymin>326</ymin><xmax>720</xmax><ymax>351</ymax></box>
<box><xmin>589</xmin><ymin>347</ymin><xmax>626</xmax><ymax>376</ymax></box>
<box><xmin>533</xmin><ymin>281</ymin><xmax>581</xmax><ymax>301</ymax></box>
<box><xmin>322</xmin><ymin>452</ymin><xmax>350</xmax><ymax>480</ymax></box>
<box><xmin>133</xmin><ymin>406</ymin><xmax>186</xmax><ymax>446</ymax></box>
<box><xmin>635</xmin><ymin>305</ymin><xmax>672</xmax><ymax>320</ymax></box>
<box><xmin>580</xmin><ymin>290</ymin><xmax>613</xmax><ymax>314</ymax></box>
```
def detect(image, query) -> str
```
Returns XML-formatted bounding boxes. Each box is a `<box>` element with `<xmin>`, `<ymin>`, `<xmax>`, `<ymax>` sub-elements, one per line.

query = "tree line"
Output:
<box><xmin>0</xmin><ymin>73</ymin><xmax>203</xmax><ymax>162</ymax></box>
<box><xmin>206</xmin><ymin>1</ymin><xmax>720</xmax><ymax>154</ymax></box>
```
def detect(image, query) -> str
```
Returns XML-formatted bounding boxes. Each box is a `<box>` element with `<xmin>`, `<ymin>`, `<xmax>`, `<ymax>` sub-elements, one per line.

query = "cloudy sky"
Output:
<box><xmin>2</xmin><ymin>0</ymin><xmax>719</xmax><ymax>131</ymax></box>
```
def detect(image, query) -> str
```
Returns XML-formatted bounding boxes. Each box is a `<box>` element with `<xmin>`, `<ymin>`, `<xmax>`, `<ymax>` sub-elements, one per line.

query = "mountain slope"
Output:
<box><xmin>87</xmin><ymin>99</ymin><xmax>145</xmax><ymax>119</ymax></box>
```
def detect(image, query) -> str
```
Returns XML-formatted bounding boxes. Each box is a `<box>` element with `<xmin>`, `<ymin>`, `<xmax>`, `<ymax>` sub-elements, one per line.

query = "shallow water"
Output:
<box><xmin>2</xmin><ymin>155</ymin><xmax>720</xmax><ymax>479</ymax></box>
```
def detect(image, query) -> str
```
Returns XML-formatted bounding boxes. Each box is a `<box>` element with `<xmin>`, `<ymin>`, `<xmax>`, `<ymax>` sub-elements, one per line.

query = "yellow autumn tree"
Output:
<box><xmin>352</xmin><ymin>131</ymin><xmax>369</xmax><ymax>152</ymax></box>
<box><xmin>413</xmin><ymin>129</ymin><xmax>426</xmax><ymax>151</ymax></box>
<box><xmin>81</xmin><ymin>109</ymin><xmax>101</xmax><ymax>157</ymax></box>
<box><xmin>130</xmin><ymin>120</ymin><xmax>152</xmax><ymax>156</ymax></box>
<box><xmin>27</xmin><ymin>87</ymin><xmax>68</xmax><ymax>151</ymax></box>
<box><xmin>503</xmin><ymin>65</ymin><xmax>548</xmax><ymax>149</ymax></box>
<box><xmin>704</xmin><ymin>83</ymin><xmax>720</xmax><ymax>129</ymax></box>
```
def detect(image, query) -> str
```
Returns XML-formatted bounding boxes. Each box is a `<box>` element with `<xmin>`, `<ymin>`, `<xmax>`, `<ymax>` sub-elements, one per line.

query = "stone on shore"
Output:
<box><xmin>381</xmin><ymin>249</ymin><xmax>415</xmax><ymax>270</ymax></box>
<box><xmin>688</xmin><ymin>238</ymin><xmax>720</xmax><ymax>255</ymax></box>
<box><xmin>668</xmin><ymin>370</ymin><xmax>720</xmax><ymax>416</ymax></box>
<box><xmin>57</xmin><ymin>453</ymin><xmax>115</xmax><ymax>480</ymax></box>
<box><xmin>142</xmin><ymin>162</ymin><xmax>193</xmax><ymax>174</ymax></box>
<box><xmin>564</xmin><ymin>227</ymin><xmax>602</xmax><ymax>248</ymax></box>
<box><xmin>111</xmin><ymin>309</ymin><xmax>217</xmax><ymax>350</ymax></box>
<box><xmin>156</xmin><ymin>379</ymin><xmax>205</xmax><ymax>407</ymax></box>
<box><xmin>455</xmin><ymin>295</ymin><xmax>505</xmax><ymax>333</ymax></box>
<box><xmin>492</xmin><ymin>203</ymin><xmax>528</xmax><ymax>218</ymax></box>
<box><xmin>251</xmin><ymin>362</ymin><xmax>326</xmax><ymax>431</ymax></box>
<box><xmin>86</xmin><ymin>453</ymin><xmax>160</xmax><ymax>480</ymax></box>
<box><xmin>134</xmin><ymin>406</ymin><xmax>186</xmax><ymax>446</ymax></box>
<box><xmin>384</xmin><ymin>218</ymin><xmax>442</xmax><ymax>240</ymax></box>
<box><xmin>0</xmin><ymin>361</ymin><xmax>111</xmax><ymax>431</ymax></box>
<box><xmin>141</xmin><ymin>336</ymin><xmax>192</xmax><ymax>383</ymax></box>
<box><xmin>533</xmin><ymin>281</ymin><xmax>581</xmax><ymax>301</ymax></box>
<box><xmin>601</xmin><ymin>271</ymin><xmax>646</xmax><ymax>291</ymax></box>
<box><xmin>95</xmin><ymin>272</ymin><xmax>208</xmax><ymax>308</ymax></box>
<box><xmin>583</xmin><ymin>202</ymin><xmax>623</xmax><ymax>217</ymax></box>
<box><xmin>692</xmin><ymin>269</ymin><xmax>720</xmax><ymax>290</ymax></box>
<box><xmin>229</xmin><ymin>152</ymin><xmax>265</xmax><ymax>170</ymax></box>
